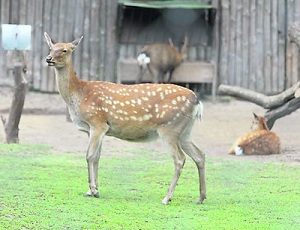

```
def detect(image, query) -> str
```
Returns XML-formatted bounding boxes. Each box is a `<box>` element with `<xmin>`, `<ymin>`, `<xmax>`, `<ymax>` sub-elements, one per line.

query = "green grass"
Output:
<box><xmin>0</xmin><ymin>144</ymin><xmax>299</xmax><ymax>229</ymax></box>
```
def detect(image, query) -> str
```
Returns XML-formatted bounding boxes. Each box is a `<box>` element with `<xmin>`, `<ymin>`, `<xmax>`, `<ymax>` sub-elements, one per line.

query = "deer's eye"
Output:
<box><xmin>62</xmin><ymin>49</ymin><xmax>67</xmax><ymax>53</ymax></box>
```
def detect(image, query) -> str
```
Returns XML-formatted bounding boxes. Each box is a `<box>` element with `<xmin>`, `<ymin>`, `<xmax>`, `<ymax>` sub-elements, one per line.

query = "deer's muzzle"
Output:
<box><xmin>46</xmin><ymin>55</ymin><xmax>55</xmax><ymax>66</ymax></box>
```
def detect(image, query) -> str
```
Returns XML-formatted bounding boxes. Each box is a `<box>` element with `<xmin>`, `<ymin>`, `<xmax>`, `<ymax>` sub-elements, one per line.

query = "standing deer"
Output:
<box><xmin>229</xmin><ymin>113</ymin><xmax>281</xmax><ymax>155</ymax></box>
<box><xmin>44</xmin><ymin>33</ymin><xmax>206</xmax><ymax>204</ymax></box>
<box><xmin>136</xmin><ymin>36</ymin><xmax>188</xmax><ymax>84</ymax></box>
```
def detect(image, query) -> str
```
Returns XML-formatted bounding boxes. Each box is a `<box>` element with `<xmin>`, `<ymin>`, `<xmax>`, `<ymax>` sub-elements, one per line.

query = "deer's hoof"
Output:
<box><xmin>197</xmin><ymin>196</ymin><xmax>206</xmax><ymax>204</ymax></box>
<box><xmin>93</xmin><ymin>192</ymin><xmax>100</xmax><ymax>198</ymax></box>
<box><xmin>161</xmin><ymin>197</ymin><xmax>171</xmax><ymax>205</ymax></box>
<box><xmin>84</xmin><ymin>191</ymin><xmax>100</xmax><ymax>198</ymax></box>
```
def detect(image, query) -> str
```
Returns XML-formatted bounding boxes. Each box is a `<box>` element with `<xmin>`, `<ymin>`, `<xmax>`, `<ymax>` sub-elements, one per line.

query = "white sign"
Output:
<box><xmin>1</xmin><ymin>24</ymin><xmax>31</xmax><ymax>50</ymax></box>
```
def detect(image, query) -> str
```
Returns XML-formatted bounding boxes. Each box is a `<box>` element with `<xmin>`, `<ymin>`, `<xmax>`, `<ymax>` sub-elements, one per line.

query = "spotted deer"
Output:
<box><xmin>229</xmin><ymin>113</ymin><xmax>281</xmax><ymax>155</ymax></box>
<box><xmin>44</xmin><ymin>33</ymin><xmax>206</xmax><ymax>204</ymax></box>
<box><xmin>136</xmin><ymin>36</ymin><xmax>188</xmax><ymax>84</ymax></box>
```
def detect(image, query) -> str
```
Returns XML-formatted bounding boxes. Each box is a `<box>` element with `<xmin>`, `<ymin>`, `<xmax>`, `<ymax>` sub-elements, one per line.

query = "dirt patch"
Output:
<box><xmin>1</xmin><ymin>86</ymin><xmax>300</xmax><ymax>164</ymax></box>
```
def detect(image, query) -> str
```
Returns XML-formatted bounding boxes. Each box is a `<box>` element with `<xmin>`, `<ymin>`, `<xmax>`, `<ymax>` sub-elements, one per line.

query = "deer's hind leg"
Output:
<box><xmin>162</xmin><ymin>140</ymin><xmax>186</xmax><ymax>205</ymax></box>
<box><xmin>180</xmin><ymin>122</ymin><xmax>206</xmax><ymax>204</ymax></box>
<box><xmin>136</xmin><ymin>65</ymin><xmax>146</xmax><ymax>83</ymax></box>
<box><xmin>158</xmin><ymin>127</ymin><xmax>187</xmax><ymax>205</ymax></box>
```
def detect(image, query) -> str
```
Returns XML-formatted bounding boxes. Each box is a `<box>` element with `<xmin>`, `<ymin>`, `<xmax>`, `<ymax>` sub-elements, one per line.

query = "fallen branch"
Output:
<box><xmin>218</xmin><ymin>82</ymin><xmax>300</xmax><ymax>109</ymax></box>
<box><xmin>217</xmin><ymin>82</ymin><xmax>300</xmax><ymax>129</ymax></box>
<box><xmin>265</xmin><ymin>97</ymin><xmax>300</xmax><ymax>129</ymax></box>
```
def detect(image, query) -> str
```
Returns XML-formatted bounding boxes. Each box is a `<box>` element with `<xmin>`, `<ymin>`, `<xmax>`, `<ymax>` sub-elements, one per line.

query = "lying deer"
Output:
<box><xmin>136</xmin><ymin>36</ymin><xmax>188</xmax><ymax>84</ymax></box>
<box><xmin>44</xmin><ymin>33</ymin><xmax>206</xmax><ymax>204</ymax></box>
<box><xmin>229</xmin><ymin>113</ymin><xmax>281</xmax><ymax>155</ymax></box>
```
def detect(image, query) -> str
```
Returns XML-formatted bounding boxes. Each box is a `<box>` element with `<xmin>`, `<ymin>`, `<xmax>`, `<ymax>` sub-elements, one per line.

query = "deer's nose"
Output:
<box><xmin>46</xmin><ymin>55</ymin><xmax>52</xmax><ymax>63</ymax></box>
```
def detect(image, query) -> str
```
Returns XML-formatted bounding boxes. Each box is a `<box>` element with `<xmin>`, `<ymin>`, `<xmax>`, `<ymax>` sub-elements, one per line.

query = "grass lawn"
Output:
<box><xmin>0</xmin><ymin>144</ymin><xmax>299</xmax><ymax>229</ymax></box>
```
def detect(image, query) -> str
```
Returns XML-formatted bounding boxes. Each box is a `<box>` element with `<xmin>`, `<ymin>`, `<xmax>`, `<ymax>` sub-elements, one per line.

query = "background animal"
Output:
<box><xmin>44</xmin><ymin>33</ymin><xmax>206</xmax><ymax>205</ymax></box>
<box><xmin>229</xmin><ymin>113</ymin><xmax>281</xmax><ymax>155</ymax></box>
<box><xmin>136</xmin><ymin>36</ymin><xmax>188</xmax><ymax>83</ymax></box>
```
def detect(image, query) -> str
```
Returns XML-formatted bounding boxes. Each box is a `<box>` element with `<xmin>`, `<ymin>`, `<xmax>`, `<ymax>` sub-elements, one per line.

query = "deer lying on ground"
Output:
<box><xmin>136</xmin><ymin>36</ymin><xmax>188</xmax><ymax>84</ymax></box>
<box><xmin>44</xmin><ymin>33</ymin><xmax>205</xmax><ymax>204</ymax></box>
<box><xmin>229</xmin><ymin>113</ymin><xmax>281</xmax><ymax>155</ymax></box>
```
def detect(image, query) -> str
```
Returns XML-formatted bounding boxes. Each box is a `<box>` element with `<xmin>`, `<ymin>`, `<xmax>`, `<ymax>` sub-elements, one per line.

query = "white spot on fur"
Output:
<box><xmin>160</xmin><ymin>92</ymin><xmax>164</xmax><ymax>100</ymax></box>
<box><xmin>105</xmin><ymin>100</ymin><xmax>112</xmax><ymax>105</ymax></box>
<box><xmin>143</xmin><ymin>114</ymin><xmax>152</xmax><ymax>120</ymax></box>
<box><xmin>130</xmin><ymin>116</ymin><xmax>137</xmax><ymax>121</ymax></box>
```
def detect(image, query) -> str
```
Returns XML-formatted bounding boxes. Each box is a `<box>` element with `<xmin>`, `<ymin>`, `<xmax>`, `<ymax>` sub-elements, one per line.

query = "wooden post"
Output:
<box><xmin>1</xmin><ymin>57</ymin><xmax>28</xmax><ymax>143</ymax></box>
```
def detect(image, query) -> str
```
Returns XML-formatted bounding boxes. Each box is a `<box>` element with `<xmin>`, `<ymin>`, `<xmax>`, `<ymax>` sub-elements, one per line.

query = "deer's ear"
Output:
<box><xmin>44</xmin><ymin>32</ymin><xmax>55</xmax><ymax>48</ymax></box>
<box><xmin>71</xmin><ymin>36</ymin><xmax>83</xmax><ymax>50</ymax></box>
<box><xmin>253</xmin><ymin>113</ymin><xmax>259</xmax><ymax>120</ymax></box>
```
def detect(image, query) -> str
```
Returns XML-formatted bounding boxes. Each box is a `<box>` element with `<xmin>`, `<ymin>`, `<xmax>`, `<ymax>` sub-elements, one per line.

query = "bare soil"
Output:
<box><xmin>1</xmin><ymin>86</ymin><xmax>300</xmax><ymax>164</ymax></box>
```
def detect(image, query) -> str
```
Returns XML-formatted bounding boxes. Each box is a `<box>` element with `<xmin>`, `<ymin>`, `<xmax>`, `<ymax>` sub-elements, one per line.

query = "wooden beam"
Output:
<box><xmin>117</xmin><ymin>59</ymin><xmax>217</xmax><ymax>100</ymax></box>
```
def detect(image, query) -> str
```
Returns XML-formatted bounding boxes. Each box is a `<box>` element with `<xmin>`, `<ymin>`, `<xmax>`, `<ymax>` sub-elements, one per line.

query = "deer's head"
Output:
<box><xmin>44</xmin><ymin>32</ymin><xmax>83</xmax><ymax>68</ymax></box>
<box><xmin>251</xmin><ymin>113</ymin><xmax>269</xmax><ymax>131</ymax></box>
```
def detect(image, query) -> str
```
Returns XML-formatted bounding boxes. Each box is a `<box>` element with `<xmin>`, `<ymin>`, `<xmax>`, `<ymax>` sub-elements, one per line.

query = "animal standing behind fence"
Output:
<box><xmin>136</xmin><ymin>36</ymin><xmax>188</xmax><ymax>84</ymax></box>
<box><xmin>44</xmin><ymin>33</ymin><xmax>206</xmax><ymax>204</ymax></box>
<box><xmin>229</xmin><ymin>113</ymin><xmax>281</xmax><ymax>155</ymax></box>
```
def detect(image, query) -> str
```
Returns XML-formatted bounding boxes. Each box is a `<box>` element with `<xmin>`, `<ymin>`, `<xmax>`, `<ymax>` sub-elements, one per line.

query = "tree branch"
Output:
<box><xmin>218</xmin><ymin>82</ymin><xmax>300</xmax><ymax>109</ymax></box>
<box><xmin>265</xmin><ymin>97</ymin><xmax>300</xmax><ymax>129</ymax></box>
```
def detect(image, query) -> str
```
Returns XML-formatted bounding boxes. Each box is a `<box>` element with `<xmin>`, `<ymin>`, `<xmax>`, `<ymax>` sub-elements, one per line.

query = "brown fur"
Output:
<box><xmin>229</xmin><ymin>113</ymin><xmax>281</xmax><ymax>155</ymax></box>
<box><xmin>136</xmin><ymin>36</ymin><xmax>188</xmax><ymax>83</ymax></box>
<box><xmin>44</xmin><ymin>33</ymin><xmax>205</xmax><ymax>205</ymax></box>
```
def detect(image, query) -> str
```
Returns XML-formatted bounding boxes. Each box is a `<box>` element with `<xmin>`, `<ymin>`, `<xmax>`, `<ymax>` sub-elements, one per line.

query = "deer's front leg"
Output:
<box><xmin>84</xmin><ymin>127</ymin><xmax>108</xmax><ymax>198</ymax></box>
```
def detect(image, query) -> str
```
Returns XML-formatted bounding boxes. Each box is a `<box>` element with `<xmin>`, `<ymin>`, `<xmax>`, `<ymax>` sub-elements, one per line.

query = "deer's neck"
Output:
<box><xmin>54</xmin><ymin>65</ymin><xmax>80</xmax><ymax>104</ymax></box>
